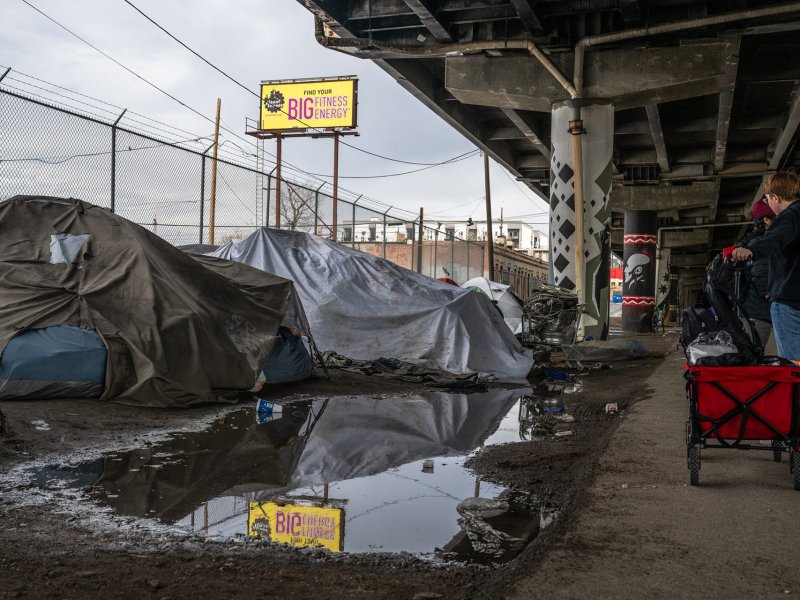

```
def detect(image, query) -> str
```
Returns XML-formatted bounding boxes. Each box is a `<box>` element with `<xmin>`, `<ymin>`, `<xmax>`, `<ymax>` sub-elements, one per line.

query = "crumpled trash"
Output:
<box><xmin>686</xmin><ymin>331</ymin><xmax>738</xmax><ymax>365</ymax></box>
<box><xmin>457</xmin><ymin>497</ymin><xmax>509</xmax><ymax>519</ymax></box>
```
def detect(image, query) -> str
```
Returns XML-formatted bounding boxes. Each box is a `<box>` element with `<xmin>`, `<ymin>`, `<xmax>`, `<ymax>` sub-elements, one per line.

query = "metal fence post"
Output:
<box><xmin>110</xmin><ymin>108</ymin><xmax>126</xmax><ymax>213</ymax></box>
<box><xmin>382</xmin><ymin>206</ymin><xmax>391</xmax><ymax>260</ymax></box>
<box><xmin>416</xmin><ymin>209</ymin><xmax>424</xmax><ymax>273</ymax></box>
<box><xmin>433</xmin><ymin>226</ymin><xmax>439</xmax><ymax>278</ymax></box>
<box><xmin>266</xmin><ymin>169</ymin><xmax>275</xmax><ymax>227</ymax></box>
<box><xmin>352</xmin><ymin>195</ymin><xmax>362</xmax><ymax>249</ymax></box>
<box><xmin>199</xmin><ymin>141</ymin><xmax>215</xmax><ymax>244</ymax></box>
<box><xmin>315</xmin><ymin>182</ymin><xmax>325</xmax><ymax>236</ymax></box>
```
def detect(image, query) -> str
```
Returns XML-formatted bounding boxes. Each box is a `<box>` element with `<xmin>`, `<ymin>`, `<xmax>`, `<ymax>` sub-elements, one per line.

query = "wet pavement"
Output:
<box><xmin>24</xmin><ymin>384</ymin><xmax>579</xmax><ymax>564</ymax></box>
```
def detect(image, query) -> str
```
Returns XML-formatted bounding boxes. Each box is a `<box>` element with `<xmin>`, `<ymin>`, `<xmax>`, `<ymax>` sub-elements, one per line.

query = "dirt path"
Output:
<box><xmin>506</xmin><ymin>351</ymin><xmax>800</xmax><ymax>600</ymax></box>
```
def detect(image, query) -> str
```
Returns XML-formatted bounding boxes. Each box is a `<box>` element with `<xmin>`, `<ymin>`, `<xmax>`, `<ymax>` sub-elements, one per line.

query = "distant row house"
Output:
<box><xmin>340</xmin><ymin>218</ymin><xmax>549</xmax><ymax>300</ymax></box>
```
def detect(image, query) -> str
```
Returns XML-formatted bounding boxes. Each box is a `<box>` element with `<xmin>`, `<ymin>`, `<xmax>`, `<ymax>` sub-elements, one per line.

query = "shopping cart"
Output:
<box><xmin>519</xmin><ymin>284</ymin><xmax>584</xmax><ymax>357</ymax></box>
<box><xmin>685</xmin><ymin>364</ymin><xmax>800</xmax><ymax>489</ymax></box>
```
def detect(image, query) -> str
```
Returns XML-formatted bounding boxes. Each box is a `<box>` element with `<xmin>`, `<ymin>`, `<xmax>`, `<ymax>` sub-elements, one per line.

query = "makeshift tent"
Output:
<box><xmin>209</xmin><ymin>228</ymin><xmax>533</xmax><ymax>381</ymax></box>
<box><xmin>188</xmin><ymin>254</ymin><xmax>314</xmax><ymax>389</ymax></box>
<box><xmin>0</xmin><ymin>196</ymin><xmax>309</xmax><ymax>407</ymax></box>
<box><xmin>462</xmin><ymin>277</ymin><xmax>525</xmax><ymax>335</ymax></box>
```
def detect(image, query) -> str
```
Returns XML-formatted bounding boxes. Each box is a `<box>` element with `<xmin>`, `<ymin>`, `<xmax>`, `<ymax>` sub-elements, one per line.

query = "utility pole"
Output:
<box><xmin>208</xmin><ymin>98</ymin><xmax>221</xmax><ymax>245</ymax></box>
<box><xmin>483</xmin><ymin>152</ymin><xmax>495</xmax><ymax>280</ymax></box>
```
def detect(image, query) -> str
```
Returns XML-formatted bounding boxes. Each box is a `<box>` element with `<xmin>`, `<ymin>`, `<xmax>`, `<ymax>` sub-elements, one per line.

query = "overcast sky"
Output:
<box><xmin>0</xmin><ymin>0</ymin><xmax>550</xmax><ymax>227</ymax></box>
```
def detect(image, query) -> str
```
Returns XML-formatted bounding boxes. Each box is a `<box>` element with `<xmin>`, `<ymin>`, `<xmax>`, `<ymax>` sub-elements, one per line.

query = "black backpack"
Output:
<box><xmin>681</xmin><ymin>253</ymin><xmax>763</xmax><ymax>363</ymax></box>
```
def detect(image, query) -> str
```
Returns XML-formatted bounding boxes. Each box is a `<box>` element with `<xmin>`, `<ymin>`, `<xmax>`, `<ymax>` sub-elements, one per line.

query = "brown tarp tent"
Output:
<box><xmin>0</xmin><ymin>196</ymin><xmax>295</xmax><ymax>407</ymax></box>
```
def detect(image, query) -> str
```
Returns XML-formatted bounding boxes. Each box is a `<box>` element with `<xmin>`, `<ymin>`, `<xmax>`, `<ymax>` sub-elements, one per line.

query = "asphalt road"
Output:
<box><xmin>509</xmin><ymin>344</ymin><xmax>800</xmax><ymax>600</ymax></box>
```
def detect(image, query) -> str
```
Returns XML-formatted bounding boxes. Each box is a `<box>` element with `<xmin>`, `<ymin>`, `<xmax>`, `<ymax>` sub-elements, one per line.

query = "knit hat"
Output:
<box><xmin>751</xmin><ymin>197</ymin><xmax>776</xmax><ymax>220</ymax></box>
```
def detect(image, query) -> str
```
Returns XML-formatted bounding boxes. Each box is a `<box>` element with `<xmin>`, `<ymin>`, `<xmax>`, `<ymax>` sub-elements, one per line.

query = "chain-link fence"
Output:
<box><xmin>1</xmin><ymin>84</ymin><xmax>546</xmax><ymax>299</ymax></box>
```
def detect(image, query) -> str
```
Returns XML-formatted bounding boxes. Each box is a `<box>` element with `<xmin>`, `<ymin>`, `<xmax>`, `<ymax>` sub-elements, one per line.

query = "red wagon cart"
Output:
<box><xmin>686</xmin><ymin>364</ymin><xmax>800</xmax><ymax>490</ymax></box>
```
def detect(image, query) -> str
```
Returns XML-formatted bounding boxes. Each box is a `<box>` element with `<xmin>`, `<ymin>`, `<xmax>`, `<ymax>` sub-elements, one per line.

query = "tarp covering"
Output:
<box><xmin>462</xmin><ymin>277</ymin><xmax>524</xmax><ymax>335</ymax></box>
<box><xmin>0</xmin><ymin>325</ymin><xmax>106</xmax><ymax>399</ymax></box>
<box><xmin>0</xmin><ymin>196</ymin><xmax>297</xmax><ymax>407</ymax></box>
<box><xmin>209</xmin><ymin>228</ymin><xmax>534</xmax><ymax>380</ymax></box>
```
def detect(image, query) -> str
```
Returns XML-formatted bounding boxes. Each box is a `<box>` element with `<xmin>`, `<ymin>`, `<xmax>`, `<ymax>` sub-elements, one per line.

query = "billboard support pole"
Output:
<box><xmin>275</xmin><ymin>133</ymin><xmax>282</xmax><ymax>229</ymax></box>
<box><xmin>332</xmin><ymin>132</ymin><xmax>339</xmax><ymax>240</ymax></box>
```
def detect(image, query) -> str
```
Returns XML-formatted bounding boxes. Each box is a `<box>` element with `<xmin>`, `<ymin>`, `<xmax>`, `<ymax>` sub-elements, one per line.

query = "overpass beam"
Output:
<box><xmin>550</xmin><ymin>101</ymin><xmax>614</xmax><ymax>340</ymax></box>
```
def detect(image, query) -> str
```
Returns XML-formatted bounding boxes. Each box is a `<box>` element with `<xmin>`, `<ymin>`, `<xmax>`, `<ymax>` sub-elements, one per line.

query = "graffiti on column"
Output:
<box><xmin>621</xmin><ymin>228</ymin><xmax>657</xmax><ymax>332</ymax></box>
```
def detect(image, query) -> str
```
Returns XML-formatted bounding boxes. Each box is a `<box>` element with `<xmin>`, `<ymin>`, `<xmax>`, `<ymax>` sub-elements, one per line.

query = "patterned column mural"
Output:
<box><xmin>549</xmin><ymin>102</ymin><xmax>614</xmax><ymax>339</ymax></box>
<box><xmin>622</xmin><ymin>210</ymin><xmax>658</xmax><ymax>332</ymax></box>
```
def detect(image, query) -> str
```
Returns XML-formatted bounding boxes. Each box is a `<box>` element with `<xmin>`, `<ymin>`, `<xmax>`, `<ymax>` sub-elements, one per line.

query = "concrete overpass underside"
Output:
<box><xmin>296</xmin><ymin>0</ymin><xmax>800</xmax><ymax>320</ymax></box>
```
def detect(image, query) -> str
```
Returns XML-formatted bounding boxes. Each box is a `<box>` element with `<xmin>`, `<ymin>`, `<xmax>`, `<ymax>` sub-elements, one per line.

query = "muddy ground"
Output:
<box><xmin>0</xmin><ymin>335</ymin><xmax>674</xmax><ymax>600</ymax></box>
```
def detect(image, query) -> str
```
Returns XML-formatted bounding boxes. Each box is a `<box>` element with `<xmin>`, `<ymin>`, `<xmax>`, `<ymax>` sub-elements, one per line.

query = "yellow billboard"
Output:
<box><xmin>248</xmin><ymin>500</ymin><xmax>344</xmax><ymax>552</ymax></box>
<box><xmin>259</xmin><ymin>78</ymin><xmax>357</xmax><ymax>132</ymax></box>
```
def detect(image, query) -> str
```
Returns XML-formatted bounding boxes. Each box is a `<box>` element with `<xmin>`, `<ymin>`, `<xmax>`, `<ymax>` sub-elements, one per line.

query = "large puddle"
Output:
<box><xmin>27</xmin><ymin>383</ymin><xmax>579</xmax><ymax>563</ymax></box>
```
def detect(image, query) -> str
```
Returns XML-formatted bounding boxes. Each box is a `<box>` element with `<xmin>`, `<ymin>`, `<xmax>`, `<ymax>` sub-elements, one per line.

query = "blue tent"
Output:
<box><xmin>0</xmin><ymin>325</ymin><xmax>107</xmax><ymax>399</ymax></box>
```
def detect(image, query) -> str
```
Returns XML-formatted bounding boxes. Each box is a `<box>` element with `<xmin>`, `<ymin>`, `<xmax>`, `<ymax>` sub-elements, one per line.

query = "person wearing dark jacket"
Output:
<box><xmin>732</xmin><ymin>171</ymin><xmax>800</xmax><ymax>361</ymax></box>
<box><xmin>737</xmin><ymin>198</ymin><xmax>775</xmax><ymax>350</ymax></box>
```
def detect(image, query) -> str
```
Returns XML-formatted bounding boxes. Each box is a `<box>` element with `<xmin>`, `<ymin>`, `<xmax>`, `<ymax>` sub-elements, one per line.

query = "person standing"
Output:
<box><xmin>738</xmin><ymin>197</ymin><xmax>775</xmax><ymax>352</ymax></box>
<box><xmin>731</xmin><ymin>172</ymin><xmax>800</xmax><ymax>361</ymax></box>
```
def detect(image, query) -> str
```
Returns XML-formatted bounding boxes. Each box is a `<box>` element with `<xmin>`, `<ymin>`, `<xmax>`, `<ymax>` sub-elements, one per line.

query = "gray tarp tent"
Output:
<box><xmin>0</xmin><ymin>196</ymin><xmax>301</xmax><ymax>407</ymax></box>
<box><xmin>209</xmin><ymin>228</ymin><xmax>534</xmax><ymax>381</ymax></box>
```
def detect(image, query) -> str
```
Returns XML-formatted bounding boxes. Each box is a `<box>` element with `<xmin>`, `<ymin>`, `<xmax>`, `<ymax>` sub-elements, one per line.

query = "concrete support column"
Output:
<box><xmin>622</xmin><ymin>210</ymin><xmax>658</xmax><ymax>332</ymax></box>
<box><xmin>549</xmin><ymin>101</ymin><xmax>614</xmax><ymax>339</ymax></box>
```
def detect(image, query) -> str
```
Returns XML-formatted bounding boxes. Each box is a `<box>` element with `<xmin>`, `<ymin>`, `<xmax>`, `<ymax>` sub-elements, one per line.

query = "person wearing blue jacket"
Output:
<box><xmin>732</xmin><ymin>171</ymin><xmax>800</xmax><ymax>361</ymax></box>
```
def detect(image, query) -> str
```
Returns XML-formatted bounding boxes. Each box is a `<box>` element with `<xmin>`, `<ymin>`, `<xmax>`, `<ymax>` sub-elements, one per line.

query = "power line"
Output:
<box><xmin>1</xmin><ymin>134</ymin><xmax>212</xmax><ymax>165</ymax></box>
<box><xmin>0</xmin><ymin>64</ymin><xmax>221</xmax><ymax>142</ymax></box>
<box><xmin>18</xmin><ymin>1</ymin><xmax>477</xmax><ymax>203</ymax></box>
<box><xmin>497</xmin><ymin>162</ymin><xmax>549</xmax><ymax>210</ymax></box>
<box><xmin>18</xmin><ymin>0</ymin><xmax>275</xmax><ymax>176</ymax></box>
<box><xmin>121</xmin><ymin>0</ymin><xmax>257</xmax><ymax>99</ymax></box>
<box><xmin>301</xmin><ymin>149</ymin><xmax>479</xmax><ymax>179</ymax></box>
<box><xmin>20</xmin><ymin>0</ymin><xmax>223</xmax><ymax>135</ymax></box>
<box><xmin>119</xmin><ymin>0</ymin><xmax>477</xmax><ymax>168</ymax></box>
<box><xmin>0</xmin><ymin>61</ymin><xmax>417</xmax><ymax>219</ymax></box>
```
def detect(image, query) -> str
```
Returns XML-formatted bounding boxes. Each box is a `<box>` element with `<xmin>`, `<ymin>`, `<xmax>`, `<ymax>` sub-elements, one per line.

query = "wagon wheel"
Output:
<box><xmin>792</xmin><ymin>451</ymin><xmax>800</xmax><ymax>491</ymax></box>
<box><xmin>688</xmin><ymin>444</ymin><xmax>700</xmax><ymax>486</ymax></box>
<box><xmin>772</xmin><ymin>440</ymin><xmax>783</xmax><ymax>463</ymax></box>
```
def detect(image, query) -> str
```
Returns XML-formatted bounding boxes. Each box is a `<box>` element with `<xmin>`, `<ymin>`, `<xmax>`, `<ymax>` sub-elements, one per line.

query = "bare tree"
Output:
<box><xmin>280</xmin><ymin>181</ymin><xmax>316</xmax><ymax>232</ymax></box>
<box><xmin>219</xmin><ymin>229</ymin><xmax>246</xmax><ymax>244</ymax></box>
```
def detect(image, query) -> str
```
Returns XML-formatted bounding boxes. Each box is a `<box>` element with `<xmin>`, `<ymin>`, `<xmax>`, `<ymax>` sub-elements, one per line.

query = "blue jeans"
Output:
<box><xmin>770</xmin><ymin>302</ymin><xmax>800</xmax><ymax>361</ymax></box>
